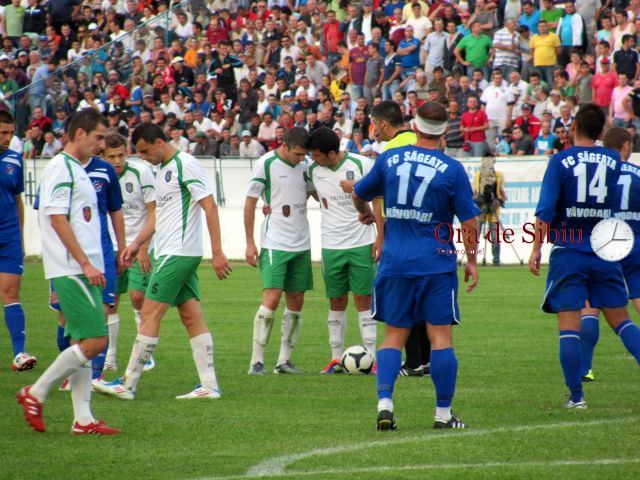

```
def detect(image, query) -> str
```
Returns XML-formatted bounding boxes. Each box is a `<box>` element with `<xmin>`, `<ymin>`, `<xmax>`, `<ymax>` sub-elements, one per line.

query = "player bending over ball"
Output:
<box><xmin>306</xmin><ymin>127</ymin><xmax>383</xmax><ymax>374</ymax></box>
<box><xmin>17</xmin><ymin>110</ymin><xmax>119</xmax><ymax>434</ymax></box>
<box><xmin>353</xmin><ymin>102</ymin><xmax>480</xmax><ymax>431</ymax></box>
<box><xmin>245</xmin><ymin>127</ymin><xmax>313</xmax><ymax>375</ymax></box>
<box><xmin>94</xmin><ymin>123</ymin><xmax>231</xmax><ymax>400</ymax></box>
<box><xmin>577</xmin><ymin>127</ymin><xmax>640</xmax><ymax>382</ymax></box>
<box><xmin>0</xmin><ymin>110</ymin><xmax>37</xmax><ymax>371</ymax></box>
<box><xmin>529</xmin><ymin>105</ymin><xmax>640</xmax><ymax>409</ymax></box>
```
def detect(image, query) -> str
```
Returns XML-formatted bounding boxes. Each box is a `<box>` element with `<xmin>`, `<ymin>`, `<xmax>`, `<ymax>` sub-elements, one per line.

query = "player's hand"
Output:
<box><xmin>212</xmin><ymin>251</ymin><xmax>232</xmax><ymax>280</ymax></box>
<box><xmin>122</xmin><ymin>242</ymin><xmax>140</xmax><ymax>268</ymax></box>
<box><xmin>529</xmin><ymin>248</ymin><xmax>542</xmax><ymax>276</ymax></box>
<box><xmin>83</xmin><ymin>263</ymin><xmax>106</xmax><ymax>287</ymax></box>
<box><xmin>372</xmin><ymin>238</ymin><xmax>383</xmax><ymax>262</ymax></box>
<box><xmin>138</xmin><ymin>247</ymin><xmax>152</xmax><ymax>274</ymax></box>
<box><xmin>464</xmin><ymin>262</ymin><xmax>478</xmax><ymax>292</ymax></box>
<box><xmin>246</xmin><ymin>243</ymin><xmax>259</xmax><ymax>267</ymax></box>
<box><xmin>340</xmin><ymin>179</ymin><xmax>355</xmax><ymax>193</ymax></box>
<box><xmin>262</xmin><ymin>203</ymin><xmax>272</xmax><ymax>216</ymax></box>
<box><xmin>359</xmin><ymin>209</ymin><xmax>376</xmax><ymax>225</ymax></box>
<box><xmin>116</xmin><ymin>250</ymin><xmax>127</xmax><ymax>275</ymax></box>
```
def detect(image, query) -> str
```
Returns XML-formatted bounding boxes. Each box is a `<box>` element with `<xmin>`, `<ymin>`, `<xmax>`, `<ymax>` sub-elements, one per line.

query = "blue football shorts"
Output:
<box><xmin>0</xmin><ymin>236</ymin><xmax>23</xmax><ymax>275</ymax></box>
<box><xmin>372</xmin><ymin>271</ymin><xmax>460</xmax><ymax>327</ymax></box>
<box><xmin>49</xmin><ymin>251</ymin><xmax>116</xmax><ymax>310</ymax></box>
<box><xmin>621</xmin><ymin>254</ymin><xmax>640</xmax><ymax>300</ymax></box>
<box><xmin>542</xmin><ymin>246</ymin><xmax>628</xmax><ymax>313</ymax></box>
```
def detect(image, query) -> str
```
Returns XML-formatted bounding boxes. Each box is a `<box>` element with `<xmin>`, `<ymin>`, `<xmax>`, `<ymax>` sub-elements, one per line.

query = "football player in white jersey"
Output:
<box><xmin>100</xmin><ymin>133</ymin><xmax>157</xmax><ymax>373</ymax></box>
<box><xmin>94</xmin><ymin>123</ymin><xmax>231</xmax><ymax>400</ymax></box>
<box><xmin>244</xmin><ymin>127</ymin><xmax>313</xmax><ymax>375</ymax></box>
<box><xmin>307</xmin><ymin>127</ymin><xmax>384</xmax><ymax>373</ymax></box>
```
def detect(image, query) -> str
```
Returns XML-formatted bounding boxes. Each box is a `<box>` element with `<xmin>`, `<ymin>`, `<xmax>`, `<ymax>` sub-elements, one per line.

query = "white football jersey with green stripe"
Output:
<box><xmin>155</xmin><ymin>151</ymin><xmax>212</xmax><ymax>257</ymax></box>
<box><xmin>245</xmin><ymin>151</ymin><xmax>311</xmax><ymax>252</ymax></box>
<box><xmin>38</xmin><ymin>152</ymin><xmax>104</xmax><ymax>279</ymax></box>
<box><xmin>308</xmin><ymin>153</ymin><xmax>376</xmax><ymax>249</ymax></box>
<box><xmin>116</xmin><ymin>161</ymin><xmax>156</xmax><ymax>246</ymax></box>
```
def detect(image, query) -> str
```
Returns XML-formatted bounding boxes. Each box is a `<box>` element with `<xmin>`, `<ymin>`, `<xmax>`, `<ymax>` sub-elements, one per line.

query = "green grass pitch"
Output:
<box><xmin>1</xmin><ymin>263</ymin><xmax>639</xmax><ymax>480</ymax></box>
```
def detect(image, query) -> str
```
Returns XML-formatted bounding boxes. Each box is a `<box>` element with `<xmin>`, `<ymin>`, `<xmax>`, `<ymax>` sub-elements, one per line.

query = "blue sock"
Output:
<box><xmin>615</xmin><ymin>320</ymin><xmax>640</xmax><ymax>364</ymax></box>
<box><xmin>92</xmin><ymin>344</ymin><xmax>108</xmax><ymax>379</ymax></box>
<box><xmin>430</xmin><ymin>348</ymin><xmax>458</xmax><ymax>408</ymax></box>
<box><xmin>559</xmin><ymin>330</ymin><xmax>583</xmax><ymax>402</ymax></box>
<box><xmin>56</xmin><ymin>324</ymin><xmax>71</xmax><ymax>352</ymax></box>
<box><xmin>376</xmin><ymin>348</ymin><xmax>402</xmax><ymax>400</ymax></box>
<box><xmin>4</xmin><ymin>303</ymin><xmax>26</xmax><ymax>356</ymax></box>
<box><xmin>579</xmin><ymin>315</ymin><xmax>599</xmax><ymax>377</ymax></box>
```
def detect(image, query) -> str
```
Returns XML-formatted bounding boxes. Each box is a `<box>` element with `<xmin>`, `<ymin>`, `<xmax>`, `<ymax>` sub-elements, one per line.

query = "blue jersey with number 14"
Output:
<box><xmin>354</xmin><ymin>145</ymin><xmax>480</xmax><ymax>277</ymax></box>
<box><xmin>535</xmin><ymin>146</ymin><xmax>622</xmax><ymax>253</ymax></box>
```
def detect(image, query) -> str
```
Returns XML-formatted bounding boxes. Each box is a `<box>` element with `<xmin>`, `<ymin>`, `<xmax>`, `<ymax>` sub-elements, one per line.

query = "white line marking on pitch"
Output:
<box><xmin>191</xmin><ymin>417</ymin><xmax>639</xmax><ymax>480</ymax></box>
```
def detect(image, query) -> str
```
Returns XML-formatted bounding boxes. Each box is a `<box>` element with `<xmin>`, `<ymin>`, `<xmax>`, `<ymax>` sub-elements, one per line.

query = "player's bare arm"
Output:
<box><xmin>460</xmin><ymin>217</ymin><xmax>479</xmax><ymax>292</ymax></box>
<box><xmin>122</xmin><ymin>206</ymin><xmax>156</xmax><ymax>267</ymax></box>
<box><xmin>244</xmin><ymin>195</ymin><xmax>259</xmax><ymax>267</ymax></box>
<box><xmin>50</xmin><ymin>214</ymin><xmax>105</xmax><ymax>287</ymax></box>
<box><xmin>372</xmin><ymin>197</ymin><xmax>384</xmax><ymax>261</ymax></box>
<box><xmin>109</xmin><ymin>209</ymin><xmax>126</xmax><ymax>274</ymax></box>
<box><xmin>199</xmin><ymin>195</ymin><xmax>231</xmax><ymax>280</ymax></box>
<box><xmin>352</xmin><ymin>192</ymin><xmax>376</xmax><ymax>225</ymax></box>
<box><xmin>136</xmin><ymin>201</ymin><xmax>156</xmax><ymax>274</ymax></box>
<box><xmin>528</xmin><ymin>218</ymin><xmax>548</xmax><ymax>276</ymax></box>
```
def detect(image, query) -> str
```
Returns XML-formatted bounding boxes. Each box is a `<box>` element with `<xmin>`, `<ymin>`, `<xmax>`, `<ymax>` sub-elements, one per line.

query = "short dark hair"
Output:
<box><xmin>308</xmin><ymin>127</ymin><xmax>340</xmax><ymax>154</ymax></box>
<box><xmin>0</xmin><ymin>110</ymin><xmax>14</xmax><ymax>125</ymax></box>
<box><xmin>105</xmin><ymin>133</ymin><xmax>127</xmax><ymax>150</ymax></box>
<box><xmin>371</xmin><ymin>100</ymin><xmax>404</xmax><ymax>127</ymax></box>
<box><xmin>622</xmin><ymin>34</ymin><xmax>634</xmax><ymax>44</ymax></box>
<box><xmin>575</xmin><ymin>104</ymin><xmax>606</xmax><ymax>141</ymax></box>
<box><xmin>284</xmin><ymin>127</ymin><xmax>310</xmax><ymax>149</ymax></box>
<box><xmin>67</xmin><ymin>109</ymin><xmax>108</xmax><ymax>141</ymax></box>
<box><xmin>603</xmin><ymin>127</ymin><xmax>632</xmax><ymax>151</ymax></box>
<box><xmin>131</xmin><ymin>122</ymin><xmax>168</xmax><ymax>145</ymax></box>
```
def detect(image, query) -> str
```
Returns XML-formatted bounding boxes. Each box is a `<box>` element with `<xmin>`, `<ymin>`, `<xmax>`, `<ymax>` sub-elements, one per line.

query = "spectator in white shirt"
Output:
<box><xmin>480</xmin><ymin>68</ymin><xmax>515</xmax><ymax>153</ymax></box>
<box><xmin>41</xmin><ymin>131</ymin><xmax>62</xmax><ymax>157</ymax></box>
<box><xmin>240</xmin><ymin>130</ymin><xmax>266</xmax><ymax>157</ymax></box>
<box><xmin>174</xmin><ymin>11</ymin><xmax>194</xmax><ymax>40</ymax></box>
<box><xmin>159</xmin><ymin>91</ymin><xmax>182</xmax><ymax>118</ymax></box>
<box><xmin>169</xmin><ymin>127</ymin><xmax>190</xmax><ymax>151</ymax></box>
<box><xmin>407</xmin><ymin>2</ymin><xmax>432</xmax><ymax>40</ymax></box>
<box><xmin>257</xmin><ymin>112</ymin><xmax>278</xmax><ymax>143</ymax></box>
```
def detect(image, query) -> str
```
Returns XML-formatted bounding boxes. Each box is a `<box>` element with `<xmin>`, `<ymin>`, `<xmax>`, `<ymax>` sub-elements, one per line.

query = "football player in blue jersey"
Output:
<box><xmin>0</xmin><ymin>110</ymin><xmax>37</xmax><ymax>371</ymax></box>
<box><xmin>577</xmin><ymin>127</ymin><xmax>640</xmax><ymax>382</ymax></box>
<box><xmin>353</xmin><ymin>102</ymin><xmax>480</xmax><ymax>431</ymax></box>
<box><xmin>529</xmin><ymin>105</ymin><xmax>640</xmax><ymax>409</ymax></box>
<box><xmin>51</xmin><ymin>136</ymin><xmax>126</xmax><ymax>387</ymax></box>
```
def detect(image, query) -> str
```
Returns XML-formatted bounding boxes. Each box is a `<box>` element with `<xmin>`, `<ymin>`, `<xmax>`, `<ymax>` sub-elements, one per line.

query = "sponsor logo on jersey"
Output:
<box><xmin>321</xmin><ymin>197</ymin><xmax>328</xmax><ymax>209</ymax></box>
<box><xmin>5</xmin><ymin>164</ymin><xmax>13</xmax><ymax>175</ymax></box>
<box><xmin>282</xmin><ymin>205</ymin><xmax>291</xmax><ymax>217</ymax></box>
<box><xmin>346</xmin><ymin>170</ymin><xmax>354</xmax><ymax>180</ymax></box>
<box><xmin>92</xmin><ymin>180</ymin><xmax>104</xmax><ymax>193</ymax></box>
<box><xmin>83</xmin><ymin>206</ymin><xmax>92</xmax><ymax>222</ymax></box>
<box><xmin>165</xmin><ymin>171</ymin><xmax>172</xmax><ymax>182</ymax></box>
<box><xmin>126</xmin><ymin>182</ymin><xmax>133</xmax><ymax>193</ymax></box>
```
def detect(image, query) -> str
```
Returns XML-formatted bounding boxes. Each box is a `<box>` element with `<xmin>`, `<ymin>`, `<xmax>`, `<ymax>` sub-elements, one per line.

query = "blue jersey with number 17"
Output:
<box><xmin>616</xmin><ymin>160</ymin><xmax>640</xmax><ymax>258</ymax></box>
<box><xmin>535</xmin><ymin>146</ymin><xmax>621</xmax><ymax>253</ymax></box>
<box><xmin>354</xmin><ymin>146</ymin><xmax>480</xmax><ymax>277</ymax></box>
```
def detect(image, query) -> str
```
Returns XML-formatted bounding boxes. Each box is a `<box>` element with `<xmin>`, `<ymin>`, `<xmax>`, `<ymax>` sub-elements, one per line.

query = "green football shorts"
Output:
<box><xmin>259</xmin><ymin>248</ymin><xmax>313</xmax><ymax>292</ymax></box>
<box><xmin>117</xmin><ymin>253</ymin><xmax>154</xmax><ymax>295</ymax></box>
<box><xmin>145</xmin><ymin>255</ymin><xmax>202</xmax><ymax>306</ymax></box>
<box><xmin>321</xmin><ymin>244</ymin><xmax>375</xmax><ymax>298</ymax></box>
<box><xmin>52</xmin><ymin>274</ymin><xmax>107</xmax><ymax>340</ymax></box>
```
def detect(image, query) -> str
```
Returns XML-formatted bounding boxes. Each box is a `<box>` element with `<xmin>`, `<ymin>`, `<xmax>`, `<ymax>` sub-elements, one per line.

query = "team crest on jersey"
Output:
<box><xmin>346</xmin><ymin>170</ymin><xmax>354</xmax><ymax>181</ymax></box>
<box><xmin>321</xmin><ymin>198</ymin><xmax>328</xmax><ymax>209</ymax></box>
<box><xmin>92</xmin><ymin>180</ymin><xmax>103</xmax><ymax>193</ymax></box>
<box><xmin>282</xmin><ymin>205</ymin><xmax>291</xmax><ymax>217</ymax></box>
<box><xmin>83</xmin><ymin>206</ymin><xmax>92</xmax><ymax>222</ymax></box>
<box><xmin>126</xmin><ymin>182</ymin><xmax>133</xmax><ymax>193</ymax></box>
<box><xmin>165</xmin><ymin>171</ymin><xmax>172</xmax><ymax>182</ymax></box>
<box><xmin>5</xmin><ymin>164</ymin><xmax>13</xmax><ymax>175</ymax></box>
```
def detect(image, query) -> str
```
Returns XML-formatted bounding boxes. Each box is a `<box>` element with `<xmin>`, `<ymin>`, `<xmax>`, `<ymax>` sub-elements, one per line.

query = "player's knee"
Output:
<box><xmin>330</xmin><ymin>295</ymin><xmax>348</xmax><ymax>311</ymax></box>
<box><xmin>1</xmin><ymin>283</ymin><xmax>20</xmax><ymax>304</ymax></box>
<box><xmin>353</xmin><ymin>294</ymin><xmax>371</xmax><ymax>311</ymax></box>
<box><xmin>427</xmin><ymin>324</ymin><xmax>453</xmax><ymax>350</ymax></box>
<box><xmin>285</xmin><ymin>291</ymin><xmax>304</xmax><ymax>311</ymax></box>
<box><xmin>603</xmin><ymin>307</ymin><xmax>631</xmax><ymax>330</ymax></box>
<box><xmin>79</xmin><ymin>336</ymin><xmax>108</xmax><ymax>358</ymax></box>
<box><xmin>130</xmin><ymin>291</ymin><xmax>145</xmax><ymax>309</ymax></box>
<box><xmin>262</xmin><ymin>289</ymin><xmax>281</xmax><ymax>310</ymax></box>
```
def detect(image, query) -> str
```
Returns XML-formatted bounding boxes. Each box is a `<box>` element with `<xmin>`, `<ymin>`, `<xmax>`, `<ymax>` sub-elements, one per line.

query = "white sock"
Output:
<box><xmin>190</xmin><ymin>332</ymin><xmax>219</xmax><ymax>391</ymax></box>
<box><xmin>133</xmin><ymin>309</ymin><xmax>142</xmax><ymax>331</ymax></box>
<box><xmin>69</xmin><ymin>361</ymin><xmax>96</xmax><ymax>425</ymax></box>
<box><xmin>436</xmin><ymin>407</ymin><xmax>452</xmax><ymax>421</ymax></box>
<box><xmin>327</xmin><ymin>310</ymin><xmax>347</xmax><ymax>360</ymax></box>
<box><xmin>251</xmin><ymin>305</ymin><xmax>274</xmax><ymax>365</ymax></box>
<box><xmin>358</xmin><ymin>311</ymin><xmax>377</xmax><ymax>358</ymax></box>
<box><xmin>124</xmin><ymin>334</ymin><xmax>158</xmax><ymax>392</ymax></box>
<box><xmin>277</xmin><ymin>309</ymin><xmax>302</xmax><ymax>365</ymax></box>
<box><xmin>106</xmin><ymin>314</ymin><xmax>120</xmax><ymax>362</ymax></box>
<box><xmin>378</xmin><ymin>398</ymin><xmax>393</xmax><ymax>412</ymax></box>
<box><xmin>31</xmin><ymin>344</ymin><xmax>88</xmax><ymax>403</ymax></box>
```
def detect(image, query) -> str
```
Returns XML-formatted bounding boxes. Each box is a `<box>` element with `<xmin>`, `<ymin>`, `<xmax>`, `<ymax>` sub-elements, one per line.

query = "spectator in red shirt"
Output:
<box><xmin>28</xmin><ymin>106</ymin><xmax>52</xmax><ymax>133</ymax></box>
<box><xmin>514</xmin><ymin>104</ymin><xmax>541</xmax><ymax>140</ymax></box>
<box><xmin>206</xmin><ymin>17</ymin><xmax>230</xmax><ymax>47</ymax></box>
<box><xmin>248</xmin><ymin>1</ymin><xmax>270</xmax><ymax>23</ymax></box>
<box><xmin>591</xmin><ymin>57</ymin><xmax>618</xmax><ymax>116</ymax></box>
<box><xmin>268</xmin><ymin>125</ymin><xmax>286</xmax><ymax>150</ymax></box>
<box><xmin>106</xmin><ymin>70</ymin><xmax>131</xmax><ymax>101</ymax></box>
<box><xmin>460</xmin><ymin>96</ymin><xmax>490</xmax><ymax>156</ymax></box>
<box><xmin>323</xmin><ymin>10</ymin><xmax>344</xmax><ymax>66</ymax></box>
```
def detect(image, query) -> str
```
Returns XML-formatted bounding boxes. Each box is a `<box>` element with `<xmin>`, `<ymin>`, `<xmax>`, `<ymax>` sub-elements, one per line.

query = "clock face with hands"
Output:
<box><xmin>590</xmin><ymin>218</ymin><xmax>635</xmax><ymax>262</ymax></box>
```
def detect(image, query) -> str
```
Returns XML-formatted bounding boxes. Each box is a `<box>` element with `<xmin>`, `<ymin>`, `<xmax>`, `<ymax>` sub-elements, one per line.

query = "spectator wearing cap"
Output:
<box><xmin>556</xmin><ymin>1</ymin><xmax>585</xmax><ymax>67</ymax></box>
<box><xmin>546</xmin><ymin>89</ymin><xmax>565</xmax><ymax>118</ymax></box>
<box><xmin>193</xmin><ymin>131</ymin><xmax>218</xmax><ymax>156</ymax></box>
<box><xmin>171</xmin><ymin>56</ymin><xmax>195</xmax><ymax>87</ymax></box>
<box><xmin>613</xmin><ymin>34</ymin><xmax>640</xmax><ymax>82</ymax></box>
<box><xmin>454</xmin><ymin>21</ymin><xmax>492</xmax><ymax>78</ymax></box>
<box><xmin>529</xmin><ymin>20</ymin><xmax>560</xmax><ymax>85</ymax></box>
<box><xmin>239</xmin><ymin>129</ymin><xmax>266</xmax><ymax>157</ymax></box>
<box><xmin>591</xmin><ymin>56</ymin><xmax>617</xmax><ymax>116</ymax></box>
<box><xmin>518</xmin><ymin>2</ymin><xmax>540</xmax><ymax>35</ymax></box>
<box><xmin>513</xmin><ymin>103</ymin><xmax>541</xmax><ymax>139</ymax></box>
<box><xmin>493</xmin><ymin>18</ymin><xmax>520</xmax><ymax>79</ymax></box>
<box><xmin>106</xmin><ymin>70</ymin><xmax>130</xmax><ymax>100</ymax></box>
<box><xmin>360</xmin><ymin>0</ymin><xmax>376</xmax><ymax>43</ymax></box>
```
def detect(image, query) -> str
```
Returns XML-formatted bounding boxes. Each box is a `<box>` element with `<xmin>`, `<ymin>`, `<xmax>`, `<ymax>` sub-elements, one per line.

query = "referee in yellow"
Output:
<box><xmin>369</xmin><ymin>100</ymin><xmax>430</xmax><ymax>377</ymax></box>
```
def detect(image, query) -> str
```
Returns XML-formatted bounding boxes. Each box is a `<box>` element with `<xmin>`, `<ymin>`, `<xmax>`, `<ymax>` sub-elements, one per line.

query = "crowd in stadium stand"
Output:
<box><xmin>2</xmin><ymin>0</ymin><xmax>640</xmax><ymax>159</ymax></box>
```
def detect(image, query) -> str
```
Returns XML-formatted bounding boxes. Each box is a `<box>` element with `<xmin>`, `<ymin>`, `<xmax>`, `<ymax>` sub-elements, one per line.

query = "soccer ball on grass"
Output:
<box><xmin>341</xmin><ymin>346</ymin><xmax>374</xmax><ymax>374</ymax></box>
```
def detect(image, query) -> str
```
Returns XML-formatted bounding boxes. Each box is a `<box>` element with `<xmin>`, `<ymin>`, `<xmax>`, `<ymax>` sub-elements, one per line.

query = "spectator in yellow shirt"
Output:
<box><xmin>529</xmin><ymin>20</ymin><xmax>561</xmax><ymax>85</ymax></box>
